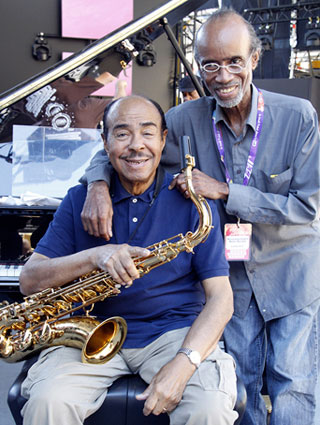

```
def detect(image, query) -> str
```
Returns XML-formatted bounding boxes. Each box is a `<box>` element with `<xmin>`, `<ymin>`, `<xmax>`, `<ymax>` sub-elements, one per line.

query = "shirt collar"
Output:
<box><xmin>110</xmin><ymin>172</ymin><xmax>157</xmax><ymax>205</ymax></box>
<box><xmin>214</xmin><ymin>84</ymin><xmax>258</xmax><ymax>132</ymax></box>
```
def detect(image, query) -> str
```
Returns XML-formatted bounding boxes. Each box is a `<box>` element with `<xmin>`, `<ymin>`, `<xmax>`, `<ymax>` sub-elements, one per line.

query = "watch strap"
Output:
<box><xmin>177</xmin><ymin>348</ymin><xmax>201</xmax><ymax>368</ymax></box>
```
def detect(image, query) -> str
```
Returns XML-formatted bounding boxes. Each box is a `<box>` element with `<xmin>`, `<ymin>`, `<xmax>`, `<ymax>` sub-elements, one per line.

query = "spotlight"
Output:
<box><xmin>304</xmin><ymin>17</ymin><xmax>320</xmax><ymax>48</ymax></box>
<box><xmin>136</xmin><ymin>44</ymin><xmax>157</xmax><ymax>67</ymax></box>
<box><xmin>137</xmin><ymin>44</ymin><xmax>157</xmax><ymax>66</ymax></box>
<box><xmin>257</xmin><ymin>24</ymin><xmax>274</xmax><ymax>51</ymax></box>
<box><xmin>32</xmin><ymin>33</ymin><xmax>51</xmax><ymax>61</ymax></box>
<box><xmin>260</xmin><ymin>35</ymin><xmax>273</xmax><ymax>51</ymax></box>
<box><xmin>305</xmin><ymin>30</ymin><xmax>320</xmax><ymax>47</ymax></box>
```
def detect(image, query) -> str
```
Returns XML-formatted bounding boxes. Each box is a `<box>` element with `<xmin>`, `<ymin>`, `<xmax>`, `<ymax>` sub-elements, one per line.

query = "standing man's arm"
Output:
<box><xmin>79</xmin><ymin>150</ymin><xmax>114</xmax><ymax>240</ymax></box>
<box><xmin>136</xmin><ymin>275</ymin><xmax>233</xmax><ymax>416</ymax></box>
<box><xmin>171</xmin><ymin>107</ymin><xmax>320</xmax><ymax>225</ymax></box>
<box><xmin>79</xmin><ymin>135</ymin><xmax>181</xmax><ymax>239</ymax></box>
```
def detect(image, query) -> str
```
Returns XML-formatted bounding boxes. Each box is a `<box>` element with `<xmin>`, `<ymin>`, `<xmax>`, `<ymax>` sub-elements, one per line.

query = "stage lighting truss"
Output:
<box><xmin>170</xmin><ymin>8</ymin><xmax>215</xmax><ymax>104</ymax></box>
<box><xmin>292</xmin><ymin>49</ymin><xmax>320</xmax><ymax>77</ymax></box>
<box><xmin>244</xmin><ymin>1</ymin><xmax>320</xmax><ymax>78</ymax></box>
<box><xmin>178</xmin><ymin>9</ymin><xmax>215</xmax><ymax>74</ymax></box>
<box><xmin>243</xmin><ymin>2</ymin><xmax>320</xmax><ymax>27</ymax></box>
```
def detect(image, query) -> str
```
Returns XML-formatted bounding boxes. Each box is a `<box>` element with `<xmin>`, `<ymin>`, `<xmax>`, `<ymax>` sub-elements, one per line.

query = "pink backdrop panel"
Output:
<box><xmin>61</xmin><ymin>0</ymin><xmax>134</xmax><ymax>39</ymax></box>
<box><xmin>93</xmin><ymin>67</ymin><xmax>132</xmax><ymax>97</ymax></box>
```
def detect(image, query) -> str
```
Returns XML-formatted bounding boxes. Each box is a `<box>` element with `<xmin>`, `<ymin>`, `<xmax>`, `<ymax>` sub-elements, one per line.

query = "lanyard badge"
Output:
<box><xmin>213</xmin><ymin>89</ymin><xmax>264</xmax><ymax>261</ymax></box>
<box><xmin>224</xmin><ymin>221</ymin><xmax>252</xmax><ymax>261</ymax></box>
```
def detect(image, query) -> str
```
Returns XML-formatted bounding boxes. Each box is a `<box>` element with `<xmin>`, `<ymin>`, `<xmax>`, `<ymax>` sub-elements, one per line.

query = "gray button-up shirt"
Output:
<box><xmin>164</xmin><ymin>85</ymin><xmax>320</xmax><ymax>320</ymax></box>
<box><xmin>83</xmin><ymin>85</ymin><xmax>320</xmax><ymax>321</ymax></box>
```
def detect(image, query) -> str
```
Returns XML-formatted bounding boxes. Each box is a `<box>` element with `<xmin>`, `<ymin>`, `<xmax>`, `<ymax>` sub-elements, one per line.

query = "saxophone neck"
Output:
<box><xmin>183</xmin><ymin>153</ymin><xmax>213</xmax><ymax>248</ymax></box>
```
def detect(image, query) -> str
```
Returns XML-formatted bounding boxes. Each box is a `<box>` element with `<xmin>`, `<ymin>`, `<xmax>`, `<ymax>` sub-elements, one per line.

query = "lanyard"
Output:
<box><xmin>212</xmin><ymin>89</ymin><xmax>264</xmax><ymax>186</ymax></box>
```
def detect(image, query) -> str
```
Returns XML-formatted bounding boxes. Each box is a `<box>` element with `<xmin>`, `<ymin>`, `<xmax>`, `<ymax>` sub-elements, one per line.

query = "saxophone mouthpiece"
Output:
<box><xmin>179</xmin><ymin>135</ymin><xmax>192</xmax><ymax>171</ymax></box>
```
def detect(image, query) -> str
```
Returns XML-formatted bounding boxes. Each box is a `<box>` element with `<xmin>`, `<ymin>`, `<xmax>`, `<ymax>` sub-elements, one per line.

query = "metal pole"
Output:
<box><xmin>160</xmin><ymin>17</ymin><xmax>205</xmax><ymax>97</ymax></box>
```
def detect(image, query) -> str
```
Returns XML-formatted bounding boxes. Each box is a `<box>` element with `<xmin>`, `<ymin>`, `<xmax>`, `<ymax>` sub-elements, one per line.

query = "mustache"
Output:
<box><xmin>120</xmin><ymin>152</ymin><xmax>152</xmax><ymax>160</ymax></box>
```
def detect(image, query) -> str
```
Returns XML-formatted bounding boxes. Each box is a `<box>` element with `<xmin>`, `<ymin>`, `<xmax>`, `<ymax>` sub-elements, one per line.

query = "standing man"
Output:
<box><xmin>80</xmin><ymin>9</ymin><xmax>320</xmax><ymax>425</ymax></box>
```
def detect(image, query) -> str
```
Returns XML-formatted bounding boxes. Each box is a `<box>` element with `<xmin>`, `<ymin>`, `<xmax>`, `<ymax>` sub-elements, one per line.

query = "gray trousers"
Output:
<box><xmin>21</xmin><ymin>327</ymin><xmax>238</xmax><ymax>425</ymax></box>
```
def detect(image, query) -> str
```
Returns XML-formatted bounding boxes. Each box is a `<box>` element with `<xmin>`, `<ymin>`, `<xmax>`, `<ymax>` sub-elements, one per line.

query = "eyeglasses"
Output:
<box><xmin>200</xmin><ymin>54</ymin><xmax>253</xmax><ymax>74</ymax></box>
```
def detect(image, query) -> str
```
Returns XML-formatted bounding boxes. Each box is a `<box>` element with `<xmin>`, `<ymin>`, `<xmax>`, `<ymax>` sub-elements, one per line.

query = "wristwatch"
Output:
<box><xmin>177</xmin><ymin>348</ymin><xmax>201</xmax><ymax>368</ymax></box>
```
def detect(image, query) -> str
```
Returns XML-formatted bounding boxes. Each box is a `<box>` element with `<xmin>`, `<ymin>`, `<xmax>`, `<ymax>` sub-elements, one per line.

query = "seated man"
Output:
<box><xmin>19</xmin><ymin>95</ymin><xmax>238</xmax><ymax>425</ymax></box>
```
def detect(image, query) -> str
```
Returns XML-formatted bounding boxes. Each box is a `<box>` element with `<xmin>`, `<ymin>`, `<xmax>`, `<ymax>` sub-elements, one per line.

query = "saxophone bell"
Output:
<box><xmin>0</xmin><ymin>315</ymin><xmax>127</xmax><ymax>364</ymax></box>
<box><xmin>82</xmin><ymin>316</ymin><xmax>127</xmax><ymax>364</ymax></box>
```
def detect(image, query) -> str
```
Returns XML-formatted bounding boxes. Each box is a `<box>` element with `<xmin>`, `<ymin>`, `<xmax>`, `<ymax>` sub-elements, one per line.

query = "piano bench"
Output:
<box><xmin>8</xmin><ymin>355</ymin><xmax>247</xmax><ymax>425</ymax></box>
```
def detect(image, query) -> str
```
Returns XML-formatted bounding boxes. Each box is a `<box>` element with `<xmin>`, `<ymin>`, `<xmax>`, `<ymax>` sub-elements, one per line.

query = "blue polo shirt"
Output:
<box><xmin>35</xmin><ymin>172</ymin><xmax>229</xmax><ymax>348</ymax></box>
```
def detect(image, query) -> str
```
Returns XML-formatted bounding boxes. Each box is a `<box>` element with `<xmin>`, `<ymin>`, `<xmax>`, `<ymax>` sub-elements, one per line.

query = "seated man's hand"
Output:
<box><xmin>81</xmin><ymin>181</ymin><xmax>113</xmax><ymax>240</ymax></box>
<box><xmin>136</xmin><ymin>355</ymin><xmax>194</xmax><ymax>416</ymax></box>
<box><xmin>95</xmin><ymin>244</ymin><xmax>150</xmax><ymax>288</ymax></box>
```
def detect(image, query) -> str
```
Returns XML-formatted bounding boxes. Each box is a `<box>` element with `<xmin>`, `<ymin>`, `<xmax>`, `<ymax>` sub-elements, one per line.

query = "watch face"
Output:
<box><xmin>190</xmin><ymin>351</ymin><xmax>201</xmax><ymax>364</ymax></box>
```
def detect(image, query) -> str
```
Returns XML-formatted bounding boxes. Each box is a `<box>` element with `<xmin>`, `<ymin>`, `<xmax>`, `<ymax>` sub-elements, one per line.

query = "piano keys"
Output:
<box><xmin>0</xmin><ymin>263</ymin><xmax>23</xmax><ymax>285</ymax></box>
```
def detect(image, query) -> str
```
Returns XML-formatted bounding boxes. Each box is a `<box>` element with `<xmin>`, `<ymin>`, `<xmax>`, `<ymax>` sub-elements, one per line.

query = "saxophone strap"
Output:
<box><xmin>127</xmin><ymin>165</ymin><xmax>165</xmax><ymax>243</ymax></box>
<box><xmin>111</xmin><ymin>165</ymin><xmax>165</xmax><ymax>244</ymax></box>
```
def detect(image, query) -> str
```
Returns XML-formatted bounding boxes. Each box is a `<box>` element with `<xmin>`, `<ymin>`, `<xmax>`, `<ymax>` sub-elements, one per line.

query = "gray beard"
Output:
<box><xmin>213</xmin><ymin>86</ymin><xmax>244</xmax><ymax>108</ymax></box>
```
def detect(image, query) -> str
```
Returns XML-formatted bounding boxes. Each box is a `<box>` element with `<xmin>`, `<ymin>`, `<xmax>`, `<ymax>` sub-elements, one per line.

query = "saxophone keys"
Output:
<box><xmin>25</xmin><ymin>312</ymin><xmax>41</xmax><ymax>322</ymax></box>
<box><xmin>82</xmin><ymin>289</ymin><xmax>98</xmax><ymax>299</ymax></box>
<box><xmin>38</xmin><ymin>322</ymin><xmax>54</xmax><ymax>344</ymax></box>
<box><xmin>55</xmin><ymin>300</ymin><xmax>71</xmax><ymax>312</ymax></box>
<box><xmin>15</xmin><ymin>329</ymin><xmax>33</xmax><ymax>351</ymax></box>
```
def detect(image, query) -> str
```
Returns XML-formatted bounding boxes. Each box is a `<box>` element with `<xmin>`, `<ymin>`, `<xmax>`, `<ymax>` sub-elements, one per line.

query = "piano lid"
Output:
<box><xmin>0</xmin><ymin>0</ymin><xmax>210</xmax><ymax>288</ymax></box>
<box><xmin>0</xmin><ymin>0</ymin><xmax>208</xmax><ymax>199</ymax></box>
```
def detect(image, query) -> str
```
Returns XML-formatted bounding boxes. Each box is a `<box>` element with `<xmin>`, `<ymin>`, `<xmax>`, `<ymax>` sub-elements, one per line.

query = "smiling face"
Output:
<box><xmin>196</xmin><ymin>15</ymin><xmax>259</xmax><ymax>110</ymax></box>
<box><xmin>104</xmin><ymin>96</ymin><xmax>167</xmax><ymax>195</ymax></box>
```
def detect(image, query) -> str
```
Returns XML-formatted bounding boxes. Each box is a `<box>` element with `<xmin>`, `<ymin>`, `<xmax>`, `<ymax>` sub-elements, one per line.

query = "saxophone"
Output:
<box><xmin>0</xmin><ymin>137</ymin><xmax>212</xmax><ymax>364</ymax></box>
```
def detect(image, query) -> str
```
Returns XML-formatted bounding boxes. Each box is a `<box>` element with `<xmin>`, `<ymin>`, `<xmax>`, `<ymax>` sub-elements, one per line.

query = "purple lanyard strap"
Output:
<box><xmin>212</xmin><ymin>89</ymin><xmax>264</xmax><ymax>186</ymax></box>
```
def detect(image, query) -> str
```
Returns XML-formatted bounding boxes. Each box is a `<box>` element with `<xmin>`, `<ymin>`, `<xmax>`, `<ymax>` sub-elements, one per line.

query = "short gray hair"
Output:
<box><xmin>194</xmin><ymin>8</ymin><xmax>262</xmax><ymax>62</ymax></box>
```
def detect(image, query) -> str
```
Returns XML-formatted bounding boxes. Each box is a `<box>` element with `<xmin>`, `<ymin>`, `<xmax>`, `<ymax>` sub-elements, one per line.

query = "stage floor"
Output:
<box><xmin>0</xmin><ymin>361</ymin><xmax>22</xmax><ymax>425</ymax></box>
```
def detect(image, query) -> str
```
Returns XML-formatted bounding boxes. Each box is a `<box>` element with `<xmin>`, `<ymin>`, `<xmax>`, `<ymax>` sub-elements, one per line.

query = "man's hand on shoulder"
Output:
<box><xmin>169</xmin><ymin>168</ymin><xmax>229</xmax><ymax>201</ymax></box>
<box><xmin>81</xmin><ymin>181</ymin><xmax>113</xmax><ymax>240</ymax></box>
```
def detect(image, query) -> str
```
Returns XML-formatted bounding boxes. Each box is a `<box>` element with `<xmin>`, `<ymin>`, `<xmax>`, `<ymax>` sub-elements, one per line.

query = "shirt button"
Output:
<box><xmin>236</xmin><ymin>169</ymin><xmax>241</xmax><ymax>174</ymax></box>
<box><xmin>262</xmin><ymin>309</ymin><xmax>266</xmax><ymax>313</ymax></box>
<box><xmin>132</xmin><ymin>198</ymin><xmax>138</xmax><ymax>203</ymax></box>
<box><xmin>132</xmin><ymin>217</ymin><xmax>138</xmax><ymax>223</ymax></box>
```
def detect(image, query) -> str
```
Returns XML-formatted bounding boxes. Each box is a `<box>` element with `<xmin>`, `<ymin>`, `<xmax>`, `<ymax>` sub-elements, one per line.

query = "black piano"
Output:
<box><xmin>0</xmin><ymin>206</ymin><xmax>56</xmax><ymax>303</ymax></box>
<box><xmin>0</xmin><ymin>0</ymin><xmax>208</xmax><ymax>303</ymax></box>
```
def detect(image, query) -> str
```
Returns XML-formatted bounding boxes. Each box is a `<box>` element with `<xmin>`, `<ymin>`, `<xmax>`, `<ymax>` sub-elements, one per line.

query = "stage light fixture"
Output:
<box><xmin>137</xmin><ymin>44</ymin><xmax>157</xmax><ymax>67</ymax></box>
<box><xmin>304</xmin><ymin>17</ymin><xmax>320</xmax><ymax>48</ymax></box>
<box><xmin>305</xmin><ymin>31</ymin><xmax>320</xmax><ymax>47</ymax></box>
<box><xmin>257</xmin><ymin>23</ymin><xmax>274</xmax><ymax>51</ymax></box>
<box><xmin>32</xmin><ymin>33</ymin><xmax>51</xmax><ymax>61</ymax></box>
